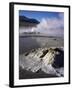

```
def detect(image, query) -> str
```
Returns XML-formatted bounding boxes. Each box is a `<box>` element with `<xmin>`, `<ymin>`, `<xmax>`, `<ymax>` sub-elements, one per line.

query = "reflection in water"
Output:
<box><xmin>19</xmin><ymin>36</ymin><xmax>64</xmax><ymax>54</ymax></box>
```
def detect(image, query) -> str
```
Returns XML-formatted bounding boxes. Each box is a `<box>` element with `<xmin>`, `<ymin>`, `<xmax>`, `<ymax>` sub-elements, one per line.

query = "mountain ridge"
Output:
<box><xmin>19</xmin><ymin>16</ymin><xmax>40</xmax><ymax>27</ymax></box>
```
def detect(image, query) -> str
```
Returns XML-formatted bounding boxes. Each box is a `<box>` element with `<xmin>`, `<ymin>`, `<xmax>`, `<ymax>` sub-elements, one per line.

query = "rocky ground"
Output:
<box><xmin>19</xmin><ymin>47</ymin><xmax>64</xmax><ymax>79</ymax></box>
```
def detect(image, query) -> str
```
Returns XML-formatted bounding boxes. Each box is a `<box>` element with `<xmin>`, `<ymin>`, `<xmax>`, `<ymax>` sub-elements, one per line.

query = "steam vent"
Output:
<box><xmin>19</xmin><ymin>16</ymin><xmax>64</xmax><ymax>79</ymax></box>
<box><xmin>19</xmin><ymin>16</ymin><xmax>40</xmax><ymax>34</ymax></box>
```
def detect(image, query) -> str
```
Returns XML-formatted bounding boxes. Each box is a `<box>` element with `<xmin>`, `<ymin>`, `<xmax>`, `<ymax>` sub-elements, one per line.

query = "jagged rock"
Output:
<box><xmin>19</xmin><ymin>47</ymin><xmax>64</xmax><ymax>77</ymax></box>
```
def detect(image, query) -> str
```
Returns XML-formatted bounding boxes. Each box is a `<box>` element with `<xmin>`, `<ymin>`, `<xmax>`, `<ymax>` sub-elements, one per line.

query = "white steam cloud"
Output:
<box><xmin>32</xmin><ymin>13</ymin><xmax>64</xmax><ymax>37</ymax></box>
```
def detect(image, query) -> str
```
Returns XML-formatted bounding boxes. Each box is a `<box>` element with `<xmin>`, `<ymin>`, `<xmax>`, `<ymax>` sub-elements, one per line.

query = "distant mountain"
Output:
<box><xmin>19</xmin><ymin>16</ymin><xmax>40</xmax><ymax>27</ymax></box>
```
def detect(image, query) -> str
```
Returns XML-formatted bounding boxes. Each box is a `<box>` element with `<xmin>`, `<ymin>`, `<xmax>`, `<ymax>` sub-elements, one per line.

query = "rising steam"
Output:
<box><xmin>31</xmin><ymin>13</ymin><xmax>64</xmax><ymax>37</ymax></box>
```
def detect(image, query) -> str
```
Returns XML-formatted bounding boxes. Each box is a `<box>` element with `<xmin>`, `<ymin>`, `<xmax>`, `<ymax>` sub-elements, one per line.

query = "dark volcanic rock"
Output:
<box><xmin>52</xmin><ymin>48</ymin><xmax>64</xmax><ymax>68</ymax></box>
<box><xmin>19</xmin><ymin>16</ymin><xmax>40</xmax><ymax>27</ymax></box>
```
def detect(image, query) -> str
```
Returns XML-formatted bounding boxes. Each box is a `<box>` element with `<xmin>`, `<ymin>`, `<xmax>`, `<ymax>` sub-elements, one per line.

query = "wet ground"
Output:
<box><xmin>19</xmin><ymin>36</ymin><xmax>64</xmax><ymax>79</ymax></box>
<box><xmin>19</xmin><ymin>36</ymin><xmax>63</xmax><ymax>54</ymax></box>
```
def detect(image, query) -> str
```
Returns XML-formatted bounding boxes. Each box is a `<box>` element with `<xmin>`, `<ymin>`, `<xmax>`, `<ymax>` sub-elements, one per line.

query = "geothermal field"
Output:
<box><xmin>19</xmin><ymin>36</ymin><xmax>64</xmax><ymax>79</ymax></box>
<box><xmin>19</xmin><ymin>12</ymin><xmax>64</xmax><ymax>79</ymax></box>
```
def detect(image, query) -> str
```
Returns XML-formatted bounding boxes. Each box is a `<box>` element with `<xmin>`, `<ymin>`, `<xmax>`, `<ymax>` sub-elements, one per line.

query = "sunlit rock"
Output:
<box><xmin>19</xmin><ymin>47</ymin><xmax>64</xmax><ymax>77</ymax></box>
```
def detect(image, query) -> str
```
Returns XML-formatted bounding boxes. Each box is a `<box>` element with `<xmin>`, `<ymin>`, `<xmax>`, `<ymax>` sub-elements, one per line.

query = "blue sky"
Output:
<box><xmin>19</xmin><ymin>10</ymin><xmax>64</xmax><ymax>37</ymax></box>
<box><xmin>19</xmin><ymin>10</ymin><xmax>63</xmax><ymax>21</ymax></box>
